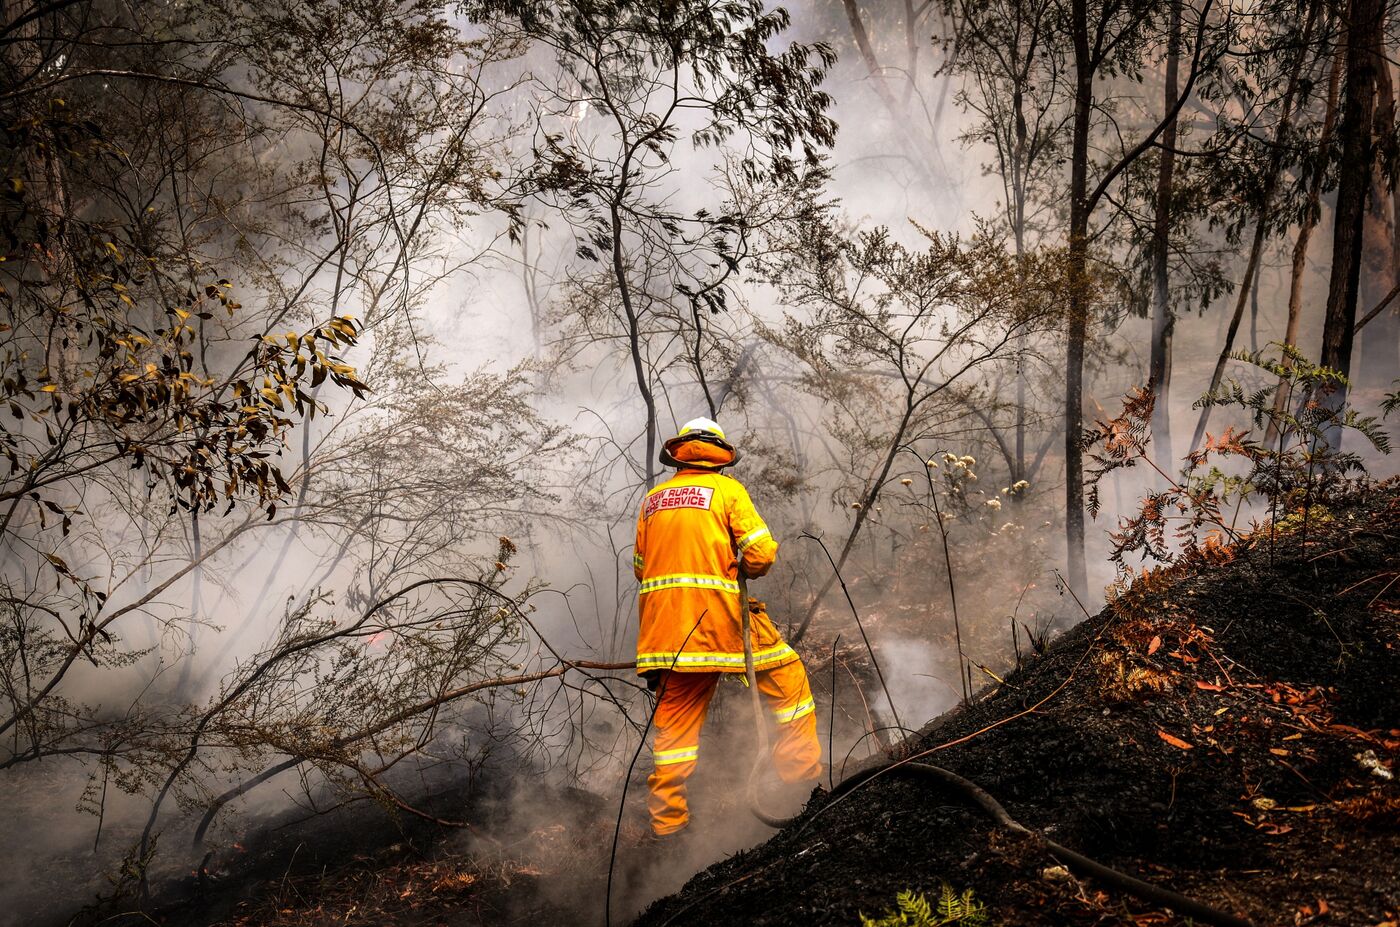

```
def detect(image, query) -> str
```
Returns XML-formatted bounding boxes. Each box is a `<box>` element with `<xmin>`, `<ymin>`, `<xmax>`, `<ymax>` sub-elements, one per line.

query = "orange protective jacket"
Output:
<box><xmin>633</xmin><ymin>467</ymin><xmax>795</xmax><ymax>674</ymax></box>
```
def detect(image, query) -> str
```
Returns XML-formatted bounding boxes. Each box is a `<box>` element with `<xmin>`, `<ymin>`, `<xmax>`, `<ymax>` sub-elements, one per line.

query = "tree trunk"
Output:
<box><xmin>840</xmin><ymin>0</ymin><xmax>944</xmax><ymax>191</ymax></box>
<box><xmin>1148</xmin><ymin>0</ymin><xmax>1182</xmax><ymax>471</ymax></box>
<box><xmin>1064</xmin><ymin>0</ymin><xmax>1093</xmax><ymax>601</ymax></box>
<box><xmin>1012</xmin><ymin>47</ymin><xmax>1031</xmax><ymax>489</ymax></box>
<box><xmin>1356</xmin><ymin>53</ymin><xmax>1400</xmax><ymax>389</ymax></box>
<box><xmin>610</xmin><ymin>198</ymin><xmax>658</xmax><ymax>488</ymax></box>
<box><xmin>1192</xmin><ymin>0</ymin><xmax>1321</xmax><ymax>451</ymax></box>
<box><xmin>1319</xmin><ymin>0</ymin><xmax>1385</xmax><ymax>431</ymax></box>
<box><xmin>1270</xmin><ymin>32</ymin><xmax>1343</xmax><ymax>441</ymax></box>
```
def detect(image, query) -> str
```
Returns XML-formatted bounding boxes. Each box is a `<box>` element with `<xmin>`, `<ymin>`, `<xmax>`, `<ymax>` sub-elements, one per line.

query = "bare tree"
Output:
<box><xmin>755</xmin><ymin>218</ymin><xmax>1062</xmax><ymax>639</ymax></box>
<box><xmin>495</xmin><ymin>0</ymin><xmax>836</xmax><ymax>488</ymax></box>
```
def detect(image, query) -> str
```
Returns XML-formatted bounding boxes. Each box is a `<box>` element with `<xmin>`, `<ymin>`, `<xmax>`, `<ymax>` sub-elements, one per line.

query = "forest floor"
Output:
<box><xmin>60</xmin><ymin>484</ymin><xmax>1398</xmax><ymax>927</ymax></box>
<box><xmin>635</xmin><ymin>484</ymin><xmax>1400</xmax><ymax>927</ymax></box>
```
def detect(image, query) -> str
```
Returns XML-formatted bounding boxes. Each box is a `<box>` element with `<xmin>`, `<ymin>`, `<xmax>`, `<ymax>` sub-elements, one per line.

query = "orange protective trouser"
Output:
<box><xmin>647</xmin><ymin>658</ymin><xmax>821</xmax><ymax>835</ymax></box>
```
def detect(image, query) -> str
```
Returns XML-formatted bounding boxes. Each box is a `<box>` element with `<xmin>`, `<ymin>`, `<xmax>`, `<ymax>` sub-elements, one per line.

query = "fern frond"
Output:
<box><xmin>859</xmin><ymin>884</ymin><xmax>992</xmax><ymax>926</ymax></box>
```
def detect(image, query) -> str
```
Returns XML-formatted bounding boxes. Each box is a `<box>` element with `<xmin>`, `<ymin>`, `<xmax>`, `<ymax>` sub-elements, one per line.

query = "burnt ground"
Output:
<box><xmin>54</xmin><ymin>486</ymin><xmax>1398</xmax><ymax>927</ymax></box>
<box><xmin>634</xmin><ymin>486</ymin><xmax>1400</xmax><ymax>927</ymax></box>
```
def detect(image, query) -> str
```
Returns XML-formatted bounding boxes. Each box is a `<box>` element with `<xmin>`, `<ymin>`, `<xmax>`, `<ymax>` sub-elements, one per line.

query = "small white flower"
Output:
<box><xmin>900</xmin><ymin>478</ymin><xmax>913</xmax><ymax>486</ymax></box>
<box><xmin>926</xmin><ymin>459</ymin><xmax>939</xmax><ymax>469</ymax></box>
<box><xmin>987</xmin><ymin>498</ymin><xmax>1002</xmax><ymax>511</ymax></box>
<box><xmin>850</xmin><ymin>502</ymin><xmax>862</xmax><ymax>510</ymax></box>
<box><xmin>960</xmin><ymin>455</ymin><xmax>976</xmax><ymax>467</ymax></box>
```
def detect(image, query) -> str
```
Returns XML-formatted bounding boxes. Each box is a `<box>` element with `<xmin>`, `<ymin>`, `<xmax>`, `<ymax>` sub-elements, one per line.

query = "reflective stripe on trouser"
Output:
<box><xmin>647</xmin><ymin>658</ymin><xmax>822</xmax><ymax>835</ymax></box>
<box><xmin>755</xmin><ymin>658</ymin><xmax>822</xmax><ymax>782</ymax></box>
<box><xmin>635</xmin><ymin>641</ymin><xmax>797</xmax><ymax>672</ymax></box>
<box><xmin>647</xmin><ymin>672</ymin><xmax>720</xmax><ymax>835</ymax></box>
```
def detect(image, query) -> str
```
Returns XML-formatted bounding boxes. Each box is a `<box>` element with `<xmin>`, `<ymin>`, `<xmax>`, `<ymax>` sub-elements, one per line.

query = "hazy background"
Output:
<box><xmin>1</xmin><ymin>0</ymin><xmax>1395</xmax><ymax>923</ymax></box>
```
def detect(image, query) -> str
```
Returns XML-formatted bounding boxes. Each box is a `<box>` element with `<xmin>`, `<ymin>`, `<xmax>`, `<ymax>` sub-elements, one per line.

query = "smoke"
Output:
<box><xmin>4</xmin><ymin>0</ymin><xmax>1398</xmax><ymax>923</ymax></box>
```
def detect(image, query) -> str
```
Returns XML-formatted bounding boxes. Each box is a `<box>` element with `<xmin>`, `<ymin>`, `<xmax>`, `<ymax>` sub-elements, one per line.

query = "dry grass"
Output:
<box><xmin>218</xmin><ymin>851</ymin><xmax>540</xmax><ymax>927</ymax></box>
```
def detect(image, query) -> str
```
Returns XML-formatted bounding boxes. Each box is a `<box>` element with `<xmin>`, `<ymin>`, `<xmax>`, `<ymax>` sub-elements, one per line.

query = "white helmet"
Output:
<box><xmin>676</xmin><ymin>417</ymin><xmax>726</xmax><ymax>440</ymax></box>
<box><xmin>661</xmin><ymin>417</ymin><xmax>739</xmax><ymax>469</ymax></box>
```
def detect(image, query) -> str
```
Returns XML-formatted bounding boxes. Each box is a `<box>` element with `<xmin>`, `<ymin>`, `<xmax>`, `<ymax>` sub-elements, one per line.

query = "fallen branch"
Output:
<box><xmin>832</xmin><ymin>761</ymin><xmax>1254</xmax><ymax>927</ymax></box>
<box><xmin>192</xmin><ymin>657</ymin><xmax>634</xmax><ymax>848</ymax></box>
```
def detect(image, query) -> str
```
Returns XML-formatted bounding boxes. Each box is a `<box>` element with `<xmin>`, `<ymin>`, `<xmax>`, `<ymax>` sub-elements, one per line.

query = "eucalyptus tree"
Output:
<box><xmin>929</xmin><ymin>0</ymin><xmax>1227</xmax><ymax>597</ymax></box>
<box><xmin>0</xmin><ymin>3</ymin><xmax>585</xmax><ymax>903</ymax></box>
<box><xmin>475</xmin><ymin>0</ymin><xmax>836</xmax><ymax>489</ymax></box>
<box><xmin>1052</xmin><ymin>0</ymin><xmax>1223</xmax><ymax>598</ymax></box>
<box><xmin>1317</xmin><ymin>0</ymin><xmax>1388</xmax><ymax>426</ymax></box>
<box><xmin>1189</xmin><ymin>0</ymin><xmax>1336</xmax><ymax>450</ymax></box>
<box><xmin>1147</xmin><ymin>0</ymin><xmax>1183</xmax><ymax>470</ymax></box>
<box><xmin>942</xmin><ymin>0</ymin><xmax>1070</xmax><ymax>488</ymax></box>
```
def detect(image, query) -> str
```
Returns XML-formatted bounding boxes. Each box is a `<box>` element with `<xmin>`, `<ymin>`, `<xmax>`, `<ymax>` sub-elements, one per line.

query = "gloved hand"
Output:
<box><xmin>643</xmin><ymin>670</ymin><xmax>662</xmax><ymax>693</ymax></box>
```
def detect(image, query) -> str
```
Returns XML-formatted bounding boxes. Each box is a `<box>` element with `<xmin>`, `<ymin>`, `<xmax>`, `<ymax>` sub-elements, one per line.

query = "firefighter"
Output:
<box><xmin>633</xmin><ymin>417</ymin><xmax>822</xmax><ymax>837</ymax></box>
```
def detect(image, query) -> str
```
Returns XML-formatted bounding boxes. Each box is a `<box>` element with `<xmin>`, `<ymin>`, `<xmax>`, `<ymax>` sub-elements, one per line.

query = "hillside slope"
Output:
<box><xmin>636</xmin><ymin>487</ymin><xmax>1400</xmax><ymax>927</ymax></box>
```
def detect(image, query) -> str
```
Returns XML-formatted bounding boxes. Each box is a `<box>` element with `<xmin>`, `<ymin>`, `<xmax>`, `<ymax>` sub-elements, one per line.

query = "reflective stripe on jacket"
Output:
<box><xmin>634</xmin><ymin>468</ymin><xmax>793</xmax><ymax>674</ymax></box>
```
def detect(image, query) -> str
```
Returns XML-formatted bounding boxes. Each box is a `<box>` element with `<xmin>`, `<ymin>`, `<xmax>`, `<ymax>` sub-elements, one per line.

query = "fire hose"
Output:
<box><xmin>739</xmin><ymin>574</ymin><xmax>802</xmax><ymax>829</ymax></box>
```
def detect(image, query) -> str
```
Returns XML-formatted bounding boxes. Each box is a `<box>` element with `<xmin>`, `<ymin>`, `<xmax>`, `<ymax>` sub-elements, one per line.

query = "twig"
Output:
<box><xmin>870</xmin><ymin>762</ymin><xmax>1254</xmax><ymax>927</ymax></box>
<box><xmin>800</xmin><ymin>533</ymin><xmax>904</xmax><ymax>740</ymax></box>
<box><xmin>904</xmin><ymin>445</ymin><xmax>970</xmax><ymax>703</ymax></box>
<box><xmin>828</xmin><ymin>634</ymin><xmax>841</xmax><ymax>792</ymax></box>
<box><xmin>1365</xmin><ymin>573</ymin><xmax>1399</xmax><ymax>608</ymax></box>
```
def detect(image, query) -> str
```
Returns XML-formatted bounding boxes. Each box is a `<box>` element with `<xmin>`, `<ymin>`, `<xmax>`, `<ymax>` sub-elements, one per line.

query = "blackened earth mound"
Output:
<box><xmin>635</xmin><ymin>487</ymin><xmax>1400</xmax><ymax>927</ymax></box>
